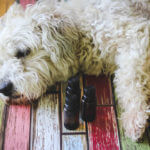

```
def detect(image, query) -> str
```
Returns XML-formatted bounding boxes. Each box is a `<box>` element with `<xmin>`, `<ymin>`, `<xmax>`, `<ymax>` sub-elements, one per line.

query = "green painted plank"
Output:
<box><xmin>116</xmin><ymin>101</ymin><xmax>150</xmax><ymax>150</ymax></box>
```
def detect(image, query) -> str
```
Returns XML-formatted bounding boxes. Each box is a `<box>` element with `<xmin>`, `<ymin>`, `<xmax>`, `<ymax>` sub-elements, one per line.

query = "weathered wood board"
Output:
<box><xmin>0</xmin><ymin>0</ymin><xmax>14</xmax><ymax>16</ymax></box>
<box><xmin>0</xmin><ymin>101</ymin><xmax>6</xmax><ymax>150</ymax></box>
<box><xmin>30</xmin><ymin>95</ymin><xmax>60</xmax><ymax>150</ymax></box>
<box><xmin>85</xmin><ymin>75</ymin><xmax>113</xmax><ymax>105</ymax></box>
<box><xmin>88</xmin><ymin>107</ymin><xmax>120</xmax><ymax>150</ymax></box>
<box><xmin>4</xmin><ymin>105</ymin><xmax>31</xmax><ymax>150</ymax></box>
<box><xmin>85</xmin><ymin>75</ymin><xmax>120</xmax><ymax>150</ymax></box>
<box><xmin>62</xmin><ymin>134</ymin><xmax>87</xmax><ymax>150</ymax></box>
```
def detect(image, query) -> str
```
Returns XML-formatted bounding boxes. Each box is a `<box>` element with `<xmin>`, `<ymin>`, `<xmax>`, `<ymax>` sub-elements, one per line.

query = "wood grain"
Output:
<box><xmin>88</xmin><ymin>106</ymin><xmax>120</xmax><ymax>150</ymax></box>
<box><xmin>0</xmin><ymin>0</ymin><xmax>15</xmax><ymax>17</ymax></box>
<box><xmin>85</xmin><ymin>75</ymin><xmax>113</xmax><ymax>105</ymax></box>
<box><xmin>31</xmin><ymin>95</ymin><xmax>60</xmax><ymax>150</ymax></box>
<box><xmin>4</xmin><ymin>105</ymin><xmax>31</xmax><ymax>150</ymax></box>
<box><xmin>0</xmin><ymin>101</ymin><xmax>6</xmax><ymax>149</ymax></box>
<box><xmin>62</xmin><ymin>135</ymin><xmax>87</xmax><ymax>150</ymax></box>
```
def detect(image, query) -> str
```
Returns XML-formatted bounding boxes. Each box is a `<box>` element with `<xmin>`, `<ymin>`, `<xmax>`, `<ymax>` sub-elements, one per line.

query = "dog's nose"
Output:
<box><xmin>0</xmin><ymin>81</ymin><xmax>13</xmax><ymax>96</ymax></box>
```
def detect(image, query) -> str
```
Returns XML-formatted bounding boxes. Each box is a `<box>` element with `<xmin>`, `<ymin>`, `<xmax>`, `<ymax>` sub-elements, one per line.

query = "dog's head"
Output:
<box><xmin>0</xmin><ymin>2</ymin><xmax>79</xmax><ymax>103</ymax></box>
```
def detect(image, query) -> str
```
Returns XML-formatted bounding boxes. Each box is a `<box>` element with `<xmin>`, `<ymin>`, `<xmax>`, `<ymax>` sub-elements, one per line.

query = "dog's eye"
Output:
<box><xmin>16</xmin><ymin>48</ymin><xmax>31</xmax><ymax>58</ymax></box>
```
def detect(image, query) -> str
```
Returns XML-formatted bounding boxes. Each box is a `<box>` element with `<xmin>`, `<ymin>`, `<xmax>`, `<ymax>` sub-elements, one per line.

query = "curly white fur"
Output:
<box><xmin>0</xmin><ymin>0</ymin><xmax>150</xmax><ymax>141</ymax></box>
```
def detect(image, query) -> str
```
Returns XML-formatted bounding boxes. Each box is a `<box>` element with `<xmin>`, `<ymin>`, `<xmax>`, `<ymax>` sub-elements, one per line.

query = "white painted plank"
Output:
<box><xmin>31</xmin><ymin>94</ymin><xmax>60</xmax><ymax>150</ymax></box>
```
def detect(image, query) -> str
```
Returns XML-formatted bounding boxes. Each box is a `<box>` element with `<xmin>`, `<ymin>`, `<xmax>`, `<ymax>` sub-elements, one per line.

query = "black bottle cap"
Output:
<box><xmin>84</xmin><ymin>86</ymin><xmax>96</xmax><ymax>98</ymax></box>
<box><xmin>66</xmin><ymin>86</ymin><xmax>80</xmax><ymax>98</ymax></box>
<box><xmin>65</xmin><ymin>94</ymin><xmax>79</xmax><ymax>110</ymax></box>
<box><xmin>68</xmin><ymin>75</ymin><xmax>80</xmax><ymax>89</ymax></box>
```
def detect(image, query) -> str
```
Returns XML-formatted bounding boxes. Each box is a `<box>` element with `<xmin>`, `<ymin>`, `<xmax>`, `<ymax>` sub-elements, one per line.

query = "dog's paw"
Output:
<box><xmin>121</xmin><ymin>109</ymin><xmax>148</xmax><ymax>141</ymax></box>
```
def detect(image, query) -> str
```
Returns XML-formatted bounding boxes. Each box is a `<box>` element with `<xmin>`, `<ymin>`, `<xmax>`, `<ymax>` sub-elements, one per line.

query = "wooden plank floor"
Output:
<box><xmin>0</xmin><ymin>0</ymin><xmax>150</xmax><ymax>150</ymax></box>
<box><xmin>0</xmin><ymin>0</ymin><xmax>14</xmax><ymax>17</ymax></box>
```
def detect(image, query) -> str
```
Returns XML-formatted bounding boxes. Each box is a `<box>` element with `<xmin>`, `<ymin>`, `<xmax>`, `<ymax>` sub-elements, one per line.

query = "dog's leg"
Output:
<box><xmin>114</xmin><ymin>51</ymin><xmax>149</xmax><ymax>141</ymax></box>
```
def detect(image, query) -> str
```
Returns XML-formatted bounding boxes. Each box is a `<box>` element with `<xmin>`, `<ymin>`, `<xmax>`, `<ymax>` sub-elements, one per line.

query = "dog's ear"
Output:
<box><xmin>1</xmin><ymin>2</ymin><xmax>24</xmax><ymax>26</ymax></box>
<box><xmin>33</xmin><ymin>14</ymin><xmax>78</xmax><ymax>62</ymax></box>
<box><xmin>24</xmin><ymin>0</ymin><xmax>79</xmax><ymax>64</ymax></box>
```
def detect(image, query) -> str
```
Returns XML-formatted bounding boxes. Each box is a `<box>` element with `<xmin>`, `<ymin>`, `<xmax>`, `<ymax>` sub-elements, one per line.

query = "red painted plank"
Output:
<box><xmin>88</xmin><ymin>107</ymin><xmax>120</xmax><ymax>150</ymax></box>
<box><xmin>85</xmin><ymin>75</ymin><xmax>113</xmax><ymax>105</ymax></box>
<box><xmin>20</xmin><ymin>0</ymin><xmax>35</xmax><ymax>8</ymax></box>
<box><xmin>4</xmin><ymin>105</ymin><xmax>31</xmax><ymax>150</ymax></box>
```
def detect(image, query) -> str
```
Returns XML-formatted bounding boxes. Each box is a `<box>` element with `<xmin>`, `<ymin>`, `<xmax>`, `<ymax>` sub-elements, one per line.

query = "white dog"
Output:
<box><xmin>0</xmin><ymin>0</ymin><xmax>150</xmax><ymax>141</ymax></box>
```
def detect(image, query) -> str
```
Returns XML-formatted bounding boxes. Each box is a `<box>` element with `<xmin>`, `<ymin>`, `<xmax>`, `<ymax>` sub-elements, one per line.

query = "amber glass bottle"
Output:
<box><xmin>64</xmin><ymin>75</ymin><xmax>80</xmax><ymax>130</ymax></box>
<box><xmin>64</xmin><ymin>94</ymin><xmax>80</xmax><ymax>130</ymax></box>
<box><xmin>81</xmin><ymin>86</ymin><xmax>97</xmax><ymax>122</ymax></box>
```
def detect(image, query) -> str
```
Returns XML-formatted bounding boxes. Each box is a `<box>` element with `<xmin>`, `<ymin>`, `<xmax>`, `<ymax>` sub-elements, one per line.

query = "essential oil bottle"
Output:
<box><xmin>64</xmin><ymin>75</ymin><xmax>80</xmax><ymax>130</ymax></box>
<box><xmin>64</xmin><ymin>94</ymin><xmax>80</xmax><ymax>130</ymax></box>
<box><xmin>81</xmin><ymin>86</ymin><xmax>97</xmax><ymax>122</ymax></box>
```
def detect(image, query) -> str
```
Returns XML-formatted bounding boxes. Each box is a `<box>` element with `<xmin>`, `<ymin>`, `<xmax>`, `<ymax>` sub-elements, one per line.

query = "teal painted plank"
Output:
<box><xmin>62</xmin><ymin>135</ymin><xmax>87</xmax><ymax>150</ymax></box>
